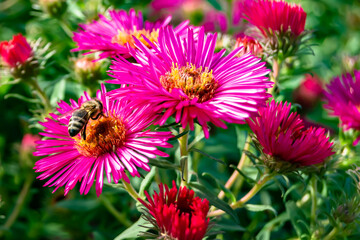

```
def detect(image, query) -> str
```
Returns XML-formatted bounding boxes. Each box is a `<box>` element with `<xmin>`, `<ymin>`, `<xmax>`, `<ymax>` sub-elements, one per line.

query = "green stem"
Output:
<box><xmin>208</xmin><ymin>174</ymin><xmax>273</xmax><ymax>217</ymax></box>
<box><xmin>28</xmin><ymin>79</ymin><xmax>52</xmax><ymax>113</ymax></box>
<box><xmin>0</xmin><ymin>174</ymin><xmax>33</xmax><ymax>237</ymax></box>
<box><xmin>323</xmin><ymin>227</ymin><xmax>339</xmax><ymax>240</ymax></box>
<box><xmin>218</xmin><ymin>136</ymin><xmax>251</xmax><ymax>200</ymax></box>
<box><xmin>310</xmin><ymin>176</ymin><xmax>318</xmax><ymax>232</ymax></box>
<box><xmin>268</xmin><ymin>58</ymin><xmax>282</xmax><ymax>96</ymax></box>
<box><xmin>100</xmin><ymin>195</ymin><xmax>132</xmax><ymax>227</ymax></box>
<box><xmin>121</xmin><ymin>179</ymin><xmax>143</xmax><ymax>202</ymax></box>
<box><xmin>179</xmin><ymin>126</ymin><xmax>190</xmax><ymax>187</ymax></box>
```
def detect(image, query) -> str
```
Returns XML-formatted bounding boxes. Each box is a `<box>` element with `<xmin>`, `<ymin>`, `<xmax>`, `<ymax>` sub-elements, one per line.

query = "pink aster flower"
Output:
<box><xmin>72</xmin><ymin>9</ymin><xmax>189</xmax><ymax>59</ymax></box>
<box><xmin>202</xmin><ymin>10</ymin><xmax>228</xmax><ymax>33</ymax></box>
<box><xmin>139</xmin><ymin>181</ymin><xmax>210</xmax><ymax>240</ymax></box>
<box><xmin>108</xmin><ymin>27</ymin><xmax>272</xmax><ymax>138</ymax></box>
<box><xmin>246</xmin><ymin>100</ymin><xmax>334</xmax><ymax>172</ymax></box>
<box><xmin>33</xmin><ymin>84</ymin><xmax>173</xmax><ymax>196</ymax></box>
<box><xmin>233</xmin><ymin>0</ymin><xmax>306</xmax><ymax>38</ymax></box>
<box><xmin>324</xmin><ymin>71</ymin><xmax>360</xmax><ymax>145</ymax></box>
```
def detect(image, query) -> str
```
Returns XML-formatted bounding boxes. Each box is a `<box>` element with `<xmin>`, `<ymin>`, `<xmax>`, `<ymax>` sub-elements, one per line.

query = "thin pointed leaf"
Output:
<box><xmin>168</xmin><ymin>130</ymin><xmax>189</xmax><ymax>142</ymax></box>
<box><xmin>229</xmin><ymin>164</ymin><xmax>256</xmax><ymax>184</ymax></box>
<box><xmin>5</xmin><ymin>93</ymin><xmax>42</xmax><ymax>103</ymax></box>
<box><xmin>148</xmin><ymin>158</ymin><xmax>180</xmax><ymax>170</ymax></box>
<box><xmin>188</xmin><ymin>130</ymin><xmax>205</xmax><ymax>150</ymax></box>
<box><xmin>189</xmin><ymin>182</ymin><xmax>239</xmax><ymax>223</ymax></box>
<box><xmin>190</xmin><ymin>148</ymin><xmax>225</xmax><ymax>165</ymax></box>
<box><xmin>244</xmin><ymin>204</ymin><xmax>277</xmax><ymax>216</ymax></box>
<box><xmin>114</xmin><ymin>217</ymin><xmax>152</xmax><ymax>240</ymax></box>
<box><xmin>139</xmin><ymin>167</ymin><xmax>156</xmax><ymax>197</ymax></box>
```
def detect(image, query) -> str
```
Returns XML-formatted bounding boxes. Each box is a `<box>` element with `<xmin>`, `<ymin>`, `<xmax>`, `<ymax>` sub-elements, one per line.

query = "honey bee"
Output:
<box><xmin>66</xmin><ymin>99</ymin><xmax>104</xmax><ymax>140</ymax></box>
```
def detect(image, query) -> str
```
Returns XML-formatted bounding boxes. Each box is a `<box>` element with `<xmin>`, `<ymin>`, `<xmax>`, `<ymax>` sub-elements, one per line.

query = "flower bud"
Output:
<box><xmin>39</xmin><ymin>0</ymin><xmax>67</xmax><ymax>19</ymax></box>
<box><xmin>19</xmin><ymin>133</ymin><xmax>41</xmax><ymax>167</ymax></box>
<box><xmin>333</xmin><ymin>201</ymin><xmax>359</xmax><ymax>224</ymax></box>
<box><xmin>0</xmin><ymin>34</ymin><xmax>39</xmax><ymax>80</ymax></box>
<box><xmin>234</xmin><ymin>34</ymin><xmax>263</xmax><ymax>57</ymax></box>
<box><xmin>293</xmin><ymin>74</ymin><xmax>323</xmax><ymax>111</ymax></box>
<box><xmin>74</xmin><ymin>57</ymin><xmax>102</xmax><ymax>88</ymax></box>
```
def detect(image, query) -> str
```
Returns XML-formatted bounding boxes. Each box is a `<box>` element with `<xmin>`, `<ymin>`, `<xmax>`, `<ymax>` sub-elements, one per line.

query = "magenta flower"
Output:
<box><xmin>72</xmin><ymin>9</ymin><xmax>189</xmax><ymax>59</ymax></box>
<box><xmin>150</xmin><ymin>0</ymin><xmax>185</xmax><ymax>11</ymax></box>
<box><xmin>246</xmin><ymin>100</ymin><xmax>334</xmax><ymax>171</ymax></box>
<box><xmin>324</xmin><ymin>71</ymin><xmax>360</xmax><ymax>145</ymax></box>
<box><xmin>202</xmin><ymin>10</ymin><xmax>228</xmax><ymax>33</ymax></box>
<box><xmin>234</xmin><ymin>0</ymin><xmax>306</xmax><ymax>38</ymax></box>
<box><xmin>108</xmin><ymin>27</ymin><xmax>272</xmax><ymax>138</ymax></box>
<box><xmin>33</xmin><ymin>84</ymin><xmax>173</xmax><ymax>196</ymax></box>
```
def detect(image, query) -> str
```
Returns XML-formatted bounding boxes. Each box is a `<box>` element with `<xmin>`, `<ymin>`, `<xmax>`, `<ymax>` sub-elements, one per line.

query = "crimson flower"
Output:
<box><xmin>324</xmin><ymin>71</ymin><xmax>360</xmax><ymax>145</ymax></box>
<box><xmin>108</xmin><ymin>27</ymin><xmax>272</xmax><ymax>138</ymax></box>
<box><xmin>293</xmin><ymin>74</ymin><xmax>323</xmax><ymax>111</ymax></box>
<box><xmin>234</xmin><ymin>0</ymin><xmax>306</xmax><ymax>37</ymax></box>
<box><xmin>234</xmin><ymin>34</ymin><xmax>263</xmax><ymax>57</ymax></box>
<box><xmin>72</xmin><ymin>9</ymin><xmax>189</xmax><ymax>59</ymax></box>
<box><xmin>34</xmin><ymin>84</ymin><xmax>173</xmax><ymax>196</ymax></box>
<box><xmin>139</xmin><ymin>181</ymin><xmax>210</xmax><ymax>240</ymax></box>
<box><xmin>0</xmin><ymin>34</ymin><xmax>32</xmax><ymax>68</ymax></box>
<box><xmin>247</xmin><ymin>100</ymin><xmax>334</xmax><ymax>172</ymax></box>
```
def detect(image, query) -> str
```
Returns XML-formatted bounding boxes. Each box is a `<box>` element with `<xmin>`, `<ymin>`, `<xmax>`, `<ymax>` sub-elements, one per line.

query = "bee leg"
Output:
<box><xmin>81</xmin><ymin>124</ymin><xmax>87</xmax><ymax>141</ymax></box>
<box><xmin>91</xmin><ymin>112</ymin><xmax>103</xmax><ymax>120</ymax></box>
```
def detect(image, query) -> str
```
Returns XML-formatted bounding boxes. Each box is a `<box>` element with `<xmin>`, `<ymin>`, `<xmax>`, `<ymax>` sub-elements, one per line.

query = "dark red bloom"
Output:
<box><xmin>0</xmin><ymin>34</ymin><xmax>32</xmax><ymax>68</ymax></box>
<box><xmin>293</xmin><ymin>74</ymin><xmax>323</xmax><ymax>110</ymax></box>
<box><xmin>139</xmin><ymin>181</ymin><xmax>210</xmax><ymax>240</ymax></box>
<box><xmin>247</xmin><ymin>100</ymin><xmax>334</xmax><ymax>172</ymax></box>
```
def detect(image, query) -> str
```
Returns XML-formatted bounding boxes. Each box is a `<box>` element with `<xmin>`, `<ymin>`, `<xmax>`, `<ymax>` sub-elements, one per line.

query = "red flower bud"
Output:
<box><xmin>0</xmin><ymin>34</ymin><xmax>32</xmax><ymax>68</ymax></box>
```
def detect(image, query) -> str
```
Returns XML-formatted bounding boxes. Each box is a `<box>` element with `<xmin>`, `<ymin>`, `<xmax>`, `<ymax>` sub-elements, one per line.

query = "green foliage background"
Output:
<box><xmin>1</xmin><ymin>0</ymin><xmax>360</xmax><ymax>239</ymax></box>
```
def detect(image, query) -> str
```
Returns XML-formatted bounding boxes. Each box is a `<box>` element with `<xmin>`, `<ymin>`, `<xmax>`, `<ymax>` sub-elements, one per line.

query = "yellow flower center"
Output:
<box><xmin>111</xmin><ymin>27</ymin><xmax>159</xmax><ymax>48</ymax></box>
<box><xmin>74</xmin><ymin>115</ymin><xmax>126</xmax><ymax>158</ymax></box>
<box><xmin>160</xmin><ymin>63</ymin><xmax>218</xmax><ymax>103</ymax></box>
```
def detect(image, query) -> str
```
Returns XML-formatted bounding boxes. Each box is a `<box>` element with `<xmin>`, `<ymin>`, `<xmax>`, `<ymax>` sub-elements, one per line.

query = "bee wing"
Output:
<box><xmin>56</xmin><ymin>108</ymin><xmax>78</xmax><ymax>120</ymax></box>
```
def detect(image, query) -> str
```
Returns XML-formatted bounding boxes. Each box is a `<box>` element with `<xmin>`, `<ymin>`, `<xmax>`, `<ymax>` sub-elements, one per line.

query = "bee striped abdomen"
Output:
<box><xmin>68</xmin><ymin>110</ymin><xmax>89</xmax><ymax>137</ymax></box>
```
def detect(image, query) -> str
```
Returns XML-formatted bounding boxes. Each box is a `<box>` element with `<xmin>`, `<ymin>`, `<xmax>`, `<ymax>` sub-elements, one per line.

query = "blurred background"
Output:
<box><xmin>1</xmin><ymin>0</ymin><xmax>360</xmax><ymax>239</ymax></box>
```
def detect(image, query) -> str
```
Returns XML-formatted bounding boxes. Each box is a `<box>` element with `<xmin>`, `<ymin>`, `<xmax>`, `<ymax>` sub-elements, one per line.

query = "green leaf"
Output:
<box><xmin>285</xmin><ymin>201</ymin><xmax>310</xmax><ymax>238</ymax></box>
<box><xmin>102</xmin><ymin>183</ymin><xmax>127</xmax><ymax>194</ymax></box>
<box><xmin>256</xmin><ymin>212</ymin><xmax>289</xmax><ymax>240</ymax></box>
<box><xmin>155</xmin><ymin>122</ymin><xmax>180</xmax><ymax>130</ymax></box>
<box><xmin>207</xmin><ymin>0</ymin><xmax>222</xmax><ymax>10</ymax></box>
<box><xmin>229</xmin><ymin>164</ymin><xmax>257</xmax><ymax>184</ymax></box>
<box><xmin>235</xmin><ymin>125</ymin><xmax>248</xmax><ymax>153</ymax></box>
<box><xmin>114</xmin><ymin>217</ymin><xmax>152</xmax><ymax>240</ymax></box>
<box><xmin>244</xmin><ymin>204</ymin><xmax>277</xmax><ymax>216</ymax></box>
<box><xmin>168</xmin><ymin>130</ymin><xmax>189</xmax><ymax>142</ymax></box>
<box><xmin>148</xmin><ymin>158</ymin><xmax>180</xmax><ymax>170</ymax></box>
<box><xmin>139</xmin><ymin>167</ymin><xmax>156</xmax><ymax>197</ymax></box>
<box><xmin>50</xmin><ymin>78</ymin><xmax>66</xmax><ymax>105</ymax></box>
<box><xmin>190</xmin><ymin>148</ymin><xmax>226</xmax><ymax>165</ymax></box>
<box><xmin>214</xmin><ymin>222</ymin><xmax>246</xmax><ymax>232</ymax></box>
<box><xmin>4</xmin><ymin>93</ymin><xmax>42</xmax><ymax>103</ymax></box>
<box><xmin>188</xmin><ymin>130</ymin><xmax>205</xmax><ymax>149</ymax></box>
<box><xmin>189</xmin><ymin>182</ymin><xmax>239</xmax><ymax>223</ymax></box>
<box><xmin>201</xmin><ymin>173</ymin><xmax>236</xmax><ymax>203</ymax></box>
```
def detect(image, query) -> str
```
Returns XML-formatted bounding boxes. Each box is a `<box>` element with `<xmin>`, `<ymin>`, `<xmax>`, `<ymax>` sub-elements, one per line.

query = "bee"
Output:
<box><xmin>66</xmin><ymin>99</ymin><xmax>104</xmax><ymax>140</ymax></box>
